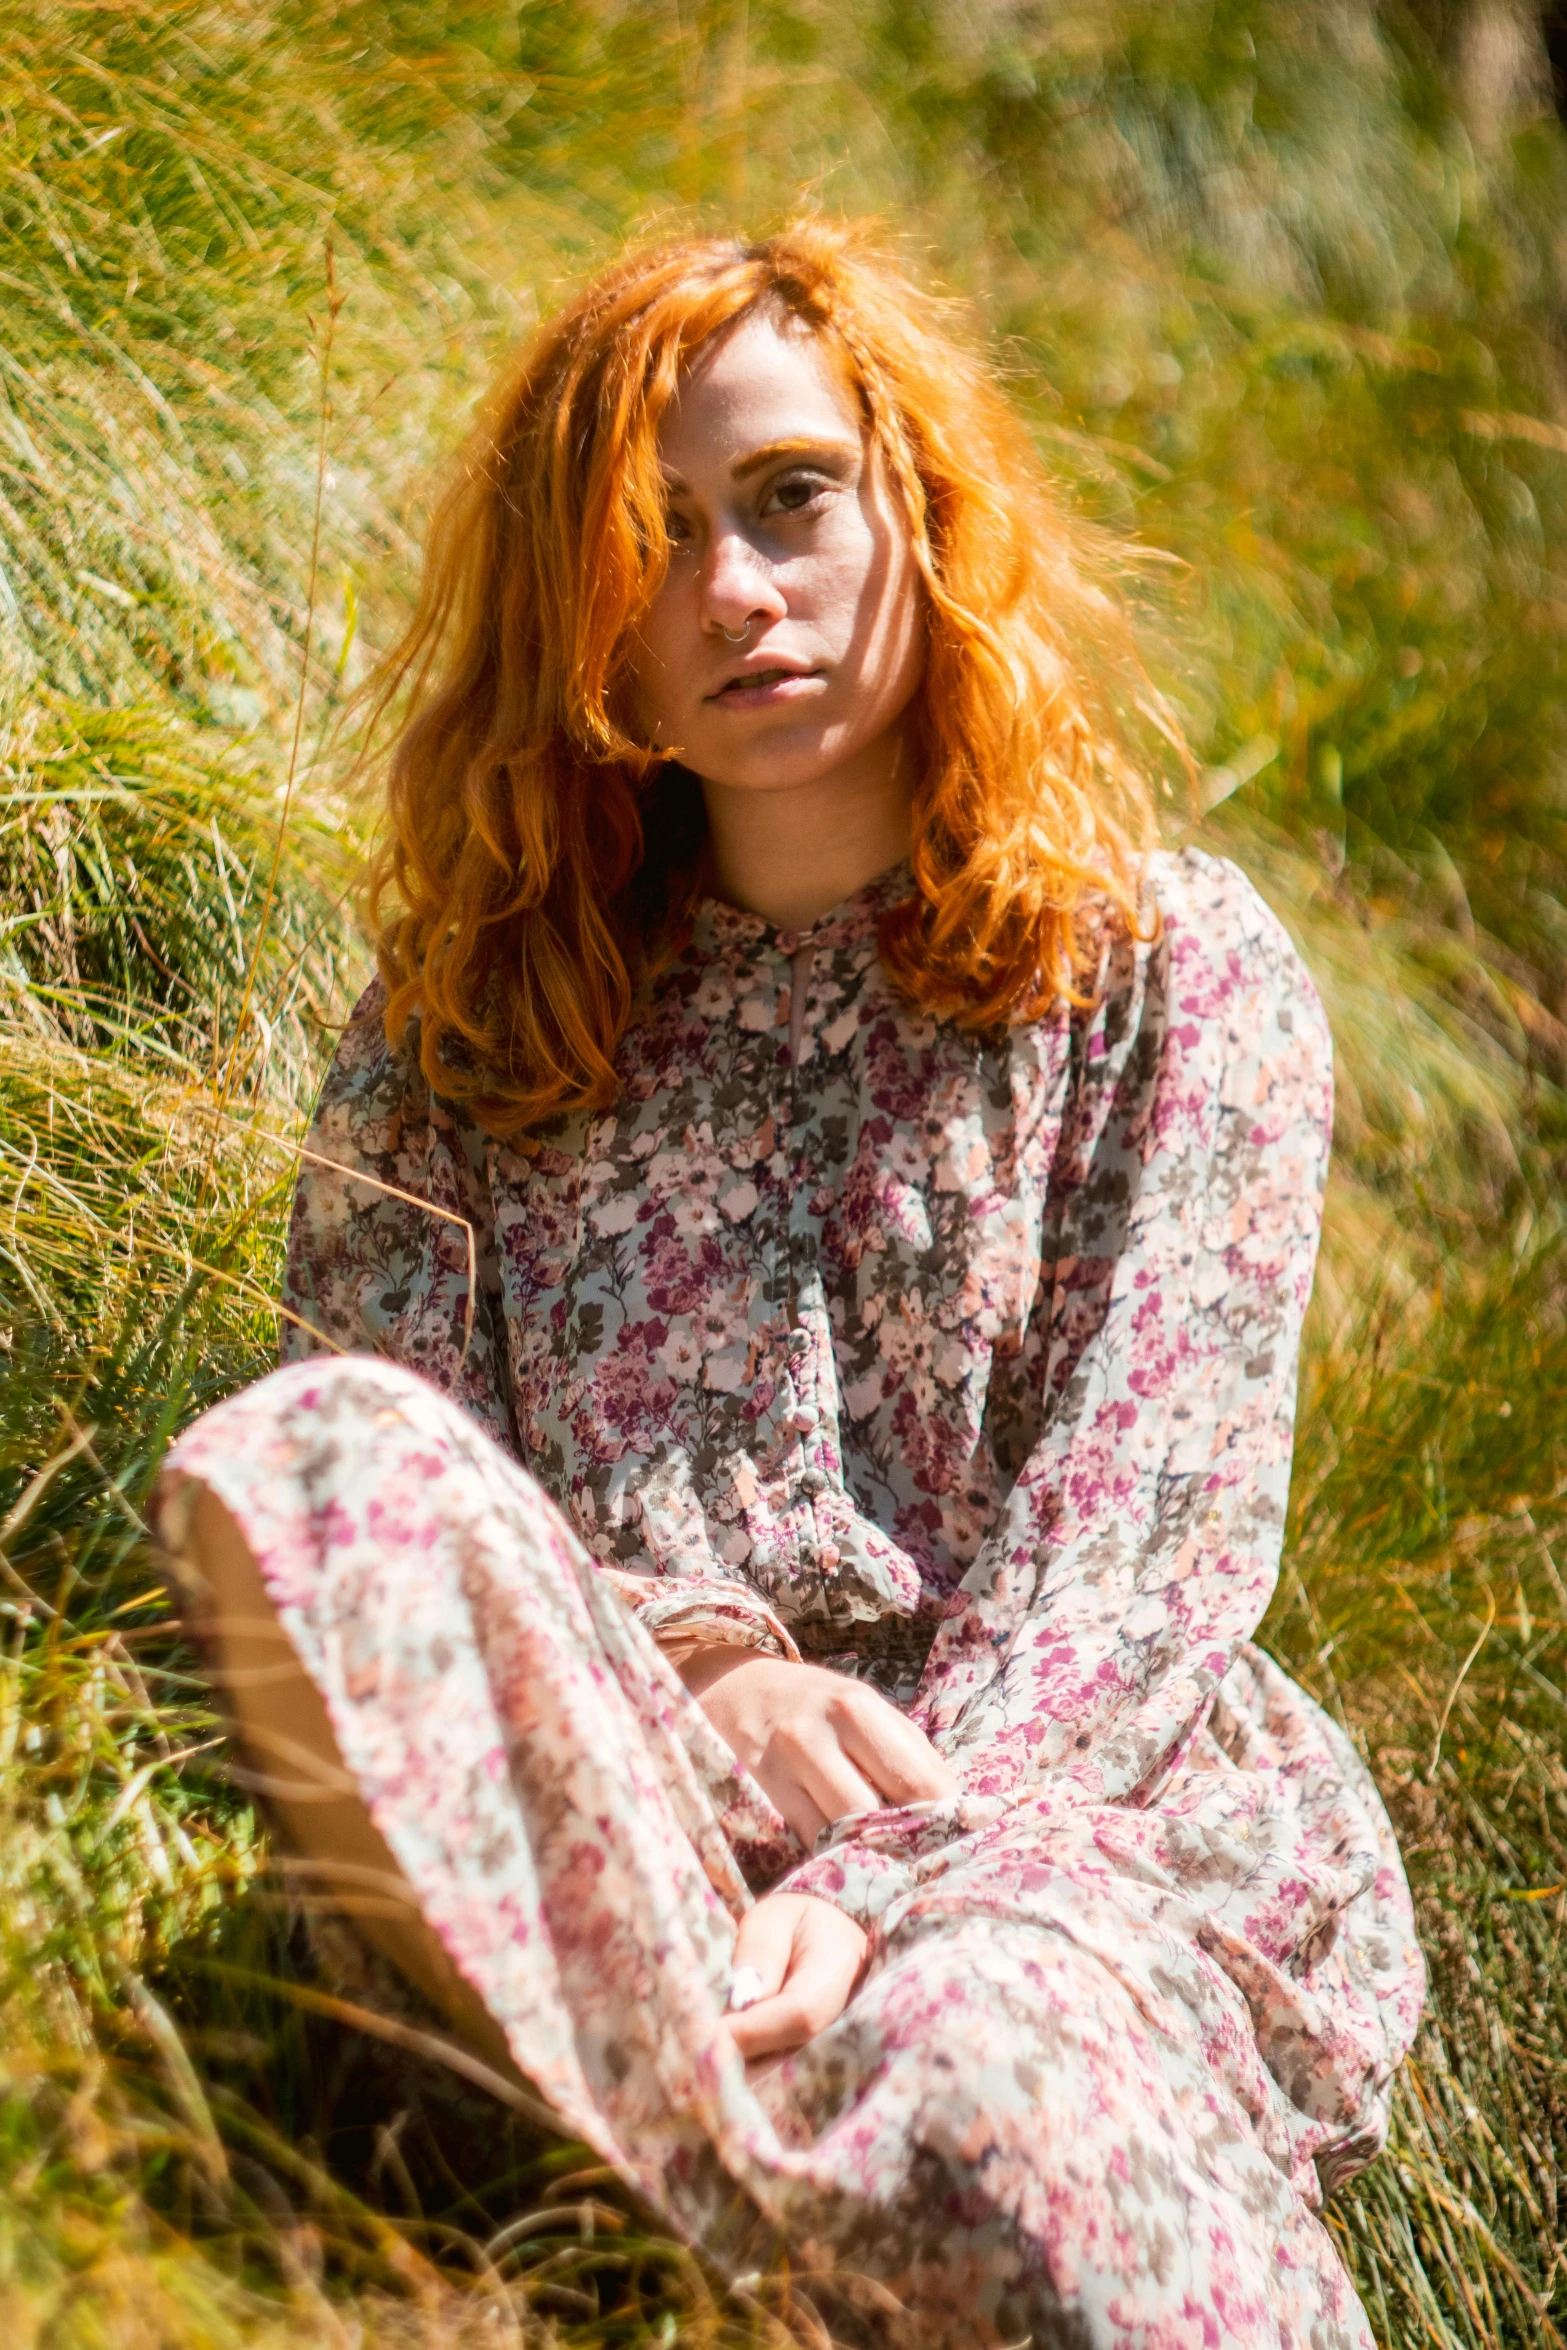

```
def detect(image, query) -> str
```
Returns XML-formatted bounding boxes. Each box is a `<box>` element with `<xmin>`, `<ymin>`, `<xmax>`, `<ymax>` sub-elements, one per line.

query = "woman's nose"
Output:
<box><xmin>702</xmin><ymin>528</ymin><xmax>786</xmax><ymax>636</ymax></box>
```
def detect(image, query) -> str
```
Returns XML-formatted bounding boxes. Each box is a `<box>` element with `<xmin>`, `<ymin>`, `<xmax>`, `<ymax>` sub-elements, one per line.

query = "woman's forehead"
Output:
<box><xmin>657</xmin><ymin>309</ymin><xmax>864</xmax><ymax>474</ymax></box>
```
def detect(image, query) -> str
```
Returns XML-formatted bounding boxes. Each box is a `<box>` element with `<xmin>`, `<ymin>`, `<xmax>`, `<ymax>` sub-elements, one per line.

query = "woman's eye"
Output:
<box><xmin>766</xmin><ymin>473</ymin><xmax>829</xmax><ymax>517</ymax></box>
<box><xmin>664</xmin><ymin>509</ymin><xmax>694</xmax><ymax>544</ymax></box>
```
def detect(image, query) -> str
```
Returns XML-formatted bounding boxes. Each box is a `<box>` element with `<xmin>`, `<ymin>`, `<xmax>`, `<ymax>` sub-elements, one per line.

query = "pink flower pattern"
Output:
<box><xmin>159</xmin><ymin>850</ymin><xmax>1423</xmax><ymax>2348</ymax></box>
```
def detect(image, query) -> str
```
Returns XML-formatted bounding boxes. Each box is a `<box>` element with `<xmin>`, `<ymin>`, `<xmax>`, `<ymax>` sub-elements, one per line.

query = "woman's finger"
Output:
<box><xmin>747</xmin><ymin>1748</ymin><xmax>830</xmax><ymax>1849</ymax></box>
<box><xmin>789</xmin><ymin>1722</ymin><xmax>884</xmax><ymax>1827</ymax></box>
<box><xmin>725</xmin><ymin>1900</ymin><xmax>867</xmax><ymax>2062</ymax></box>
<box><xmin>835</xmin><ymin>1695</ymin><xmax>959</xmax><ymax>1806</ymax></box>
<box><xmin>725</xmin><ymin>1895</ymin><xmax>797</xmax><ymax>2009</ymax></box>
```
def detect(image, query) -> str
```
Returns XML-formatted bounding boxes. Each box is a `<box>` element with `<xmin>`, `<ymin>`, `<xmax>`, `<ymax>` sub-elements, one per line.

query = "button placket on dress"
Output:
<box><xmin>766</xmin><ymin>929</ymin><xmax>810</xmax><ymax>1581</ymax></box>
<box><xmin>778</xmin><ymin>930</ymin><xmax>850</xmax><ymax>1586</ymax></box>
<box><xmin>731</xmin><ymin>933</ymin><xmax>792</xmax><ymax>1536</ymax></box>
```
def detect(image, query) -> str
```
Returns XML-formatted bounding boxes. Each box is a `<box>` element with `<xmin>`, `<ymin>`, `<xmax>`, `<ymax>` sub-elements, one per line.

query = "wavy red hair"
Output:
<box><xmin>367</xmin><ymin>220</ymin><xmax>1166</xmax><ymax>1135</ymax></box>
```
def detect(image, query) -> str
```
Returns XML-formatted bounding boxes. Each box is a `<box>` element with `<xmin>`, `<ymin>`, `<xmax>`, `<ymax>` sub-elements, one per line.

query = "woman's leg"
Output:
<box><xmin>155</xmin><ymin>1353</ymin><xmax>788</xmax><ymax>2223</ymax></box>
<box><xmin>181</xmin><ymin>1481</ymin><xmax>524</xmax><ymax>2086</ymax></box>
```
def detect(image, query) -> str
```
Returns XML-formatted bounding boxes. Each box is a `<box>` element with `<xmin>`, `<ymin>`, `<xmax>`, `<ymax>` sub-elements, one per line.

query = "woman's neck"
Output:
<box><xmin>700</xmin><ymin>742</ymin><xmax>913</xmax><ymax>931</ymax></box>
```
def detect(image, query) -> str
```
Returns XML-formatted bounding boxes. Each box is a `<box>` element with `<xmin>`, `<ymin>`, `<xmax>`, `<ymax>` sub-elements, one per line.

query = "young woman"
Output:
<box><xmin>157</xmin><ymin>223</ymin><xmax>1423</xmax><ymax>2348</ymax></box>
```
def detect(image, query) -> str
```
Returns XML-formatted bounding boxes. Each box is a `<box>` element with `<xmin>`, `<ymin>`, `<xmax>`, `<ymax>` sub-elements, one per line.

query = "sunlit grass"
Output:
<box><xmin>2</xmin><ymin>1</ymin><xmax>1565</xmax><ymax>2342</ymax></box>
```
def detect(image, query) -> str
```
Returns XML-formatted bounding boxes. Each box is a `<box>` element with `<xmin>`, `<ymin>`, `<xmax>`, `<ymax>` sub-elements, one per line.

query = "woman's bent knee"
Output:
<box><xmin>159</xmin><ymin>1352</ymin><xmax>535</xmax><ymax>1546</ymax></box>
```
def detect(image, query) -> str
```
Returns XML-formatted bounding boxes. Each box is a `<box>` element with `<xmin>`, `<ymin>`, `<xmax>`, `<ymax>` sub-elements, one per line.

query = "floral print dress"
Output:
<box><xmin>158</xmin><ymin>848</ymin><xmax>1423</xmax><ymax>2349</ymax></box>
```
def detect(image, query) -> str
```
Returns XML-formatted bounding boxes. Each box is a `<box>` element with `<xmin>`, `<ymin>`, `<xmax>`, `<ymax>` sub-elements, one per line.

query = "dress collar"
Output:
<box><xmin>690</xmin><ymin>858</ymin><xmax>914</xmax><ymax>964</ymax></box>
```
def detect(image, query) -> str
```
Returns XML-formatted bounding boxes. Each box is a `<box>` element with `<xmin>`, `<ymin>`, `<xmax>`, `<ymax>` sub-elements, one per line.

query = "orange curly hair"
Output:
<box><xmin>367</xmin><ymin>219</ymin><xmax>1167</xmax><ymax>1135</ymax></box>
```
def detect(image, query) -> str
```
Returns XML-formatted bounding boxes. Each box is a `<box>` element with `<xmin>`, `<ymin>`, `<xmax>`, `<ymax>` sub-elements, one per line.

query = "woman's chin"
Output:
<box><xmin>682</xmin><ymin>741</ymin><xmax>860</xmax><ymax>800</ymax></box>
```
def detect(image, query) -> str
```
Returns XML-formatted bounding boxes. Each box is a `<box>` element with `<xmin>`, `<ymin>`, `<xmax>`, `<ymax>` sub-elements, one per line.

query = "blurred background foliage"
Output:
<box><xmin>2</xmin><ymin>1</ymin><xmax>1566</xmax><ymax>2343</ymax></box>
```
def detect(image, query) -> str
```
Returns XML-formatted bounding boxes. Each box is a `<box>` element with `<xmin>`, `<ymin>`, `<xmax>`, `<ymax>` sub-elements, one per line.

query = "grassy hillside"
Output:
<box><xmin>1</xmin><ymin>3</ymin><xmax>1565</xmax><ymax>2343</ymax></box>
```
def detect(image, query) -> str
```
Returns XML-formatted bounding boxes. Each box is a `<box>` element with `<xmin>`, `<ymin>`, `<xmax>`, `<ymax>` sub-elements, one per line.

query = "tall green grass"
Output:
<box><xmin>2</xmin><ymin>3</ymin><xmax>1565</xmax><ymax>2342</ymax></box>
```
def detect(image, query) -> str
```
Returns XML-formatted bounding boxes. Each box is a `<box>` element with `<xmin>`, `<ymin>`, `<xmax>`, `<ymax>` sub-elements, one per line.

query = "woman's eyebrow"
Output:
<box><xmin>658</xmin><ymin>436</ymin><xmax>860</xmax><ymax>496</ymax></box>
<box><xmin>731</xmin><ymin>435</ymin><xmax>860</xmax><ymax>480</ymax></box>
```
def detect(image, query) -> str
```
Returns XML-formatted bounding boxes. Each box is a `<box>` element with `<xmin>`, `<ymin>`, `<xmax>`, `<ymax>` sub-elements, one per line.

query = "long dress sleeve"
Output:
<box><xmin>783</xmin><ymin>854</ymin><xmax>1335</xmax><ymax>1923</ymax></box>
<box><xmin>279</xmin><ymin>979</ymin><xmax>520</xmax><ymax>1455</ymax></box>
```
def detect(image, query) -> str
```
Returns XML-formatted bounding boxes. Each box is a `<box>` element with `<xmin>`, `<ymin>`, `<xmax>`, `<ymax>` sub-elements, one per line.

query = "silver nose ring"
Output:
<box><xmin>721</xmin><ymin>623</ymin><xmax>751</xmax><ymax>644</ymax></box>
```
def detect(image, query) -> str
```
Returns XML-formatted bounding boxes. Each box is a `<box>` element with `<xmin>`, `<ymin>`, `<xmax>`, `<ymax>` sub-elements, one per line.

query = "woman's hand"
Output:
<box><xmin>720</xmin><ymin>1891</ymin><xmax>868</xmax><ymax>2064</ymax></box>
<box><xmin>679</xmin><ymin>1648</ymin><xmax>957</xmax><ymax>1848</ymax></box>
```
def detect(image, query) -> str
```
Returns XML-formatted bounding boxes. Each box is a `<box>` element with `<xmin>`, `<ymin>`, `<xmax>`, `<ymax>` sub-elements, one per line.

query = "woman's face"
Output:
<box><xmin>628</xmin><ymin>307</ymin><xmax>926</xmax><ymax>800</ymax></box>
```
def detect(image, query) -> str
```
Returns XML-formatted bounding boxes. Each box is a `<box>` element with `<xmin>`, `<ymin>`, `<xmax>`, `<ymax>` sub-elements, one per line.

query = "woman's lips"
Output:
<box><xmin>707</xmin><ymin>668</ymin><xmax>826</xmax><ymax>708</ymax></box>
